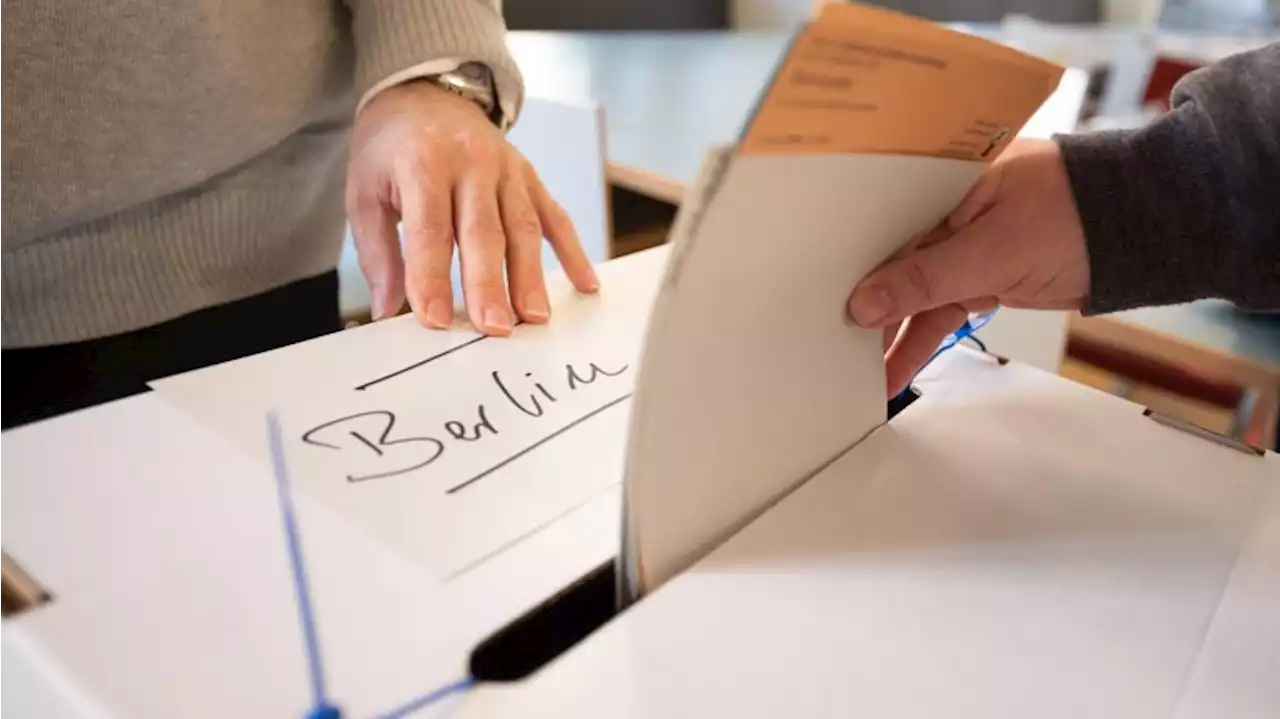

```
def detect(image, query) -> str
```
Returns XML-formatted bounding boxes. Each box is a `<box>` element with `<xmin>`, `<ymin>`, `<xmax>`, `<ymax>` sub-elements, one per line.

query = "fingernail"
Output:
<box><xmin>424</xmin><ymin>300</ymin><xmax>451</xmax><ymax>328</ymax></box>
<box><xmin>524</xmin><ymin>292</ymin><xmax>550</xmax><ymax>321</ymax></box>
<box><xmin>850</xmin><ymin>285</ymin><xmax>894</xmax><ymax>327</ymax></box>
<box><xmin>583</xmin><ymin>269</ymin><xmax>600</xmax><ymax>293</ymax></box>
<box><xmin>483</xmin><ymin>306</ymin><xmax>513</xmax><ymax>333</ymax></box>
<box><xmin>371</xmin><ymin>292</ymin><xmax>387</xmax><ymax>321</ymax></box>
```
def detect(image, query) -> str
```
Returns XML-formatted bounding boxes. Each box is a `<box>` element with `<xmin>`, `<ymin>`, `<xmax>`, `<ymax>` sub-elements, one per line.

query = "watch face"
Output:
<box><xmin>445</xmin><ymin>63</ymin><xmax>499</xmax><ymax>127</ymax></box>
<box><xmin>456</xmin><ymin>62</ymin><xmax>493</xmax><ymax>84</ymax></box>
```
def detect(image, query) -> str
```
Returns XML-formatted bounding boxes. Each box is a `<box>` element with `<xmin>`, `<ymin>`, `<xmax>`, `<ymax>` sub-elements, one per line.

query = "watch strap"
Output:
<box><xmin>429</xmin><ymin>62</ymin><xmax>504</xmax><ymax>129</ymax></box>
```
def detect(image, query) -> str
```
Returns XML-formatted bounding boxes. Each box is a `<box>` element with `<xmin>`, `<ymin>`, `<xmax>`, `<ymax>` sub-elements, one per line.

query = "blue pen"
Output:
<box><xmin>938</xmin><ymin>308</ymin><xmax>996</xmax><ymax>356</ymax></box>
<box><xmin>896</xmin><ymin>308</ymin><xmax>997</xmax><ymax>401</ymax></box>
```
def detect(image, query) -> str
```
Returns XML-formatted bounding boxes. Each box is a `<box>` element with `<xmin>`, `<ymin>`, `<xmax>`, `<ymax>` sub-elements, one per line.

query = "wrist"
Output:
<box><xmin>423</xmin><ymin>62</ymin><xmax>504</xmax><ymax>129</ymax></box>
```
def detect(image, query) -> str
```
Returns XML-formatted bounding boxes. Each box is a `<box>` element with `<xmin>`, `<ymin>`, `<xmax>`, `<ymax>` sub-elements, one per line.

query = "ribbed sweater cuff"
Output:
<box><xmin>350</xmin><ymin>0</ymin><xmax>524</xmax><ymax>125</ymax></box>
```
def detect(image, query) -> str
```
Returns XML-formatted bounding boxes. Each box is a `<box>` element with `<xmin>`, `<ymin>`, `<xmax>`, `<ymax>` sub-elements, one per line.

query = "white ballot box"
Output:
<box><xmin>4</xmin><ymin>5</ymin><xmax>1276</xmax><ymax>719</ymax></box>
<box><xmin>464</xmin><ymin>347</ymin><xmax>1280</xmax><ymax>719</ymax></box>
<box><xmin>5</xmin><ymin>272</ymin><xmax>1277</xmax><ymax>718</ymax></box>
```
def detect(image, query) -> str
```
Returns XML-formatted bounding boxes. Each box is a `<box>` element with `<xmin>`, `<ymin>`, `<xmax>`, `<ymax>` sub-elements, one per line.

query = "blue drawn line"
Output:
<box><xmin>268</xmin><ymin>411</ymin><xmax>480</xmax><ymax>718</ymax></box>
<box><xmin>267</xmin><ymin>410</ymin><xmax>339</xmax><ymax>717</ymax></box>
<box><xmin>371</xmin><ymin>677</ymin><xmax>476</xmax><ymax>719</ymax></box>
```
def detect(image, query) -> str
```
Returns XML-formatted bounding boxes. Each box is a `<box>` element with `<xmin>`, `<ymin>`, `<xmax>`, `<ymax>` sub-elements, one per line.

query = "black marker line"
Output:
<box><xmin>354</xmin><ymin>322</ymin><xmax>527</xmax><ymax>391</ymax></box>
<box><xmin>349</xmin><ymin>431</ymin><xmax>384</xmax><ymax>456</ymax></box>
<box><xmin>446</xmin><ymin>393</ymin><xmax>632</xmax><ymax>494</ymax></box>
<box><xmin>355</xmin><ymin>336</ymin><xmax>489</xmax><ymax>390</ymax></box>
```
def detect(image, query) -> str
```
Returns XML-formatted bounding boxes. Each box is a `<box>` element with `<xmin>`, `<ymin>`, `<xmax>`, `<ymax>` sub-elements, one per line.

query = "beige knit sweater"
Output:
<box><xmin>1</xmin><ymin>0</ymin><xmax>523</xmax><ymax>347</ymax></box>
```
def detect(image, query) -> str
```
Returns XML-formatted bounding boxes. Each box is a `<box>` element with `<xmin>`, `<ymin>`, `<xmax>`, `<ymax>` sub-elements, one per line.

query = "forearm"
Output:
<box><xmin>1056</xmin><ymin>43</ymin><xmax>1280</xmax><ymax>313</ymax></box>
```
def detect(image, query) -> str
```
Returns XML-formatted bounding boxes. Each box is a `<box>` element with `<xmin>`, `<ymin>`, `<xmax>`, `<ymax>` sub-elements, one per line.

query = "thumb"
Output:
<box><xmin>848</xmin><ymin>222</ymin><xmax>1001</xmax><ymax>328</ymax></box>
<box><xmin>947</xmin><ymin>160</ymin><xmax>1004</xmax><ymax>232</ymax></box>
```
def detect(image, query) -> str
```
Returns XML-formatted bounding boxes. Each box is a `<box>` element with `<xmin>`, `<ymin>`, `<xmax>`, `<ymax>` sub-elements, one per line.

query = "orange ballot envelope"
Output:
<box><xmin>619</xmin><ymin>3</ymin><xmax>1065</xmax><ymax>599</ymax></box>
<box><xmin>740</xmin><ymin>3</ymin><xmax>1061</xmax><ymax>159</ymax></box>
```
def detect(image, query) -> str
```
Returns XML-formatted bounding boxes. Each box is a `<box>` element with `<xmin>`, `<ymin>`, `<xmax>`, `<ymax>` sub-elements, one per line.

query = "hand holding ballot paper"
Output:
<box><xmin>851</xmin><ymin>139</ymin><xmax>1091</xmax><ymax>395</ymax></box>
<box><xmin>848</xmin><ymin>34</ymin><xmax>1280</xmax><ymax>397</ymax></box>
<box><xmin>620</xmin><ymin>2</ymin><xmax>1065</xmax><ymax>598</ymax></box>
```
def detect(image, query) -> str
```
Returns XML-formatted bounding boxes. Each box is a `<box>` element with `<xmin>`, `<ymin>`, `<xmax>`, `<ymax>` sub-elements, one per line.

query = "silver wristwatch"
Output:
<box><xmin>427</xmin><ymin>62</ymin><xmax>504</xmax><ymax>129</ymax></box>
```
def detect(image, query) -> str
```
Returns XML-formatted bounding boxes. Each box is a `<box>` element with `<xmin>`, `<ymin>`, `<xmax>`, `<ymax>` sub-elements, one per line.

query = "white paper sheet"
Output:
<box><xmin>152</xmin><ymin>248</ymin><xmax>668</xmax><ymax>579</ymax></box>
<box><xmin>621</xmin><ymin>152</ymin><xmax>985</xmax><ymax>597</ymax></box>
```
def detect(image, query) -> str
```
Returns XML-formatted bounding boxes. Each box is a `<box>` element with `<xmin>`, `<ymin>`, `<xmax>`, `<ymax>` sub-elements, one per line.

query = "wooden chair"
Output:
<box><xmin>1067</xmin><ymin>314</ymin><xmax>1280</xmax><ymax>450</ymax></box>
<box><xmin>1066</xmin><ymin>331</ymin><xmax>1262</xmax><ymax>440</ymax></box>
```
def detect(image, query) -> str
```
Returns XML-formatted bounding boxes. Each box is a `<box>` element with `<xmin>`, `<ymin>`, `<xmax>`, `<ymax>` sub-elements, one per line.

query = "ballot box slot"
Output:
<box><xmin>469</xmin><ymin>559</ymin><xmax>619</xmax><ymax>681</ymax></box>
<box><xmin>887</xmin><ymin>385</ymin><xmax>922</xmax><ymax>421</ymax></box>
<box><xmin>1</xmin><ymin>553</ymin><xmax>53</xmax><ymax>619</ymax></box>
<box><xmin>469</xmin><ymin>390</ymin><xmax>924</xmax><ymax>681</ymax></box>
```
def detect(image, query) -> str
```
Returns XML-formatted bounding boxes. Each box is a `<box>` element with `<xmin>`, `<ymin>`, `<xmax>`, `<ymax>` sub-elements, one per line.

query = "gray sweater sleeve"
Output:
<box><xmin>1056</xmin><ymin>43</ymin><xmax>1280</xmax><ymax>315</ymax></box>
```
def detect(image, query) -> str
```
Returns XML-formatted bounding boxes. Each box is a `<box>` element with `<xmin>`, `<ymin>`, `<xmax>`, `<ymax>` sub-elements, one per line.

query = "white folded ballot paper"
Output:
<box><xmin>618</xmin><ymin>2</ymin><xmax>1065</xmax><ymax>599</ymax></box>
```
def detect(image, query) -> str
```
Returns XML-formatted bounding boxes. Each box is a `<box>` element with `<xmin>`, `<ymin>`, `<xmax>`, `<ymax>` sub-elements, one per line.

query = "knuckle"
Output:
<box><xmin>459</xmin><ymin>133</ymin><xmax>501</xmax><ymax>166</ymax></box>
<box><xmin>903</xmin><ymin>257</ymin><xmax>938</xmax><ymax>304</ymax></box>
<box><xmin>509</xmin><ymin>266</ymin><xmax>543</xmax><ymax>288</ymax></box>
<box><xmin>397</xmin><ymin>151</ymin><xmax>438</xmax><ymax>181</ymax></box>
<box><xmin>404</xmin><ymin>248</ymin><xmax>450</xmax><ymax>280</ymax></box>
<box><xmin>409</xmin><ymin>250</ymin><xmax>452</xmax><ymax>277</ymax></box>
<box><xmin>462</xmin><ymin>217</ymin><xmax>506</xmax><ymax>250</ymax></box>
<box><xmin>345</xmin><ymin>187</ymin><xmax>379</xmax><ymax>216</ymax></box>
<box><xmin>507</xmin><ymin>206</ymin><xmax>543</xmax><ymax>241</ymax></box>
<box><xmin>476</xmin><ymin>279</ymin><xmax>507</xmax><ymax>294</ymax></box>
<box><xmin>541</xmin><ymin>199</ymin><xmax>571</xmax><ymax>229</ymax></box>
<box><xmin>395</xmin><ymin>136</ymin><xmax>450</xmax><ymax>179</ymax></box>
<box><xmin>404</xmin><ymin>213</ymin><xmax>451</xmax><ymax>242</ymax></box>
<box><xmin>467</xmin><ymin>267</ymin><xmax>509</xmax><ymax>294</ymax></box>
<box><xmin>515</xmin><ymin>153</ymin><xmax>537</xmax><ymax>179</ymax></box>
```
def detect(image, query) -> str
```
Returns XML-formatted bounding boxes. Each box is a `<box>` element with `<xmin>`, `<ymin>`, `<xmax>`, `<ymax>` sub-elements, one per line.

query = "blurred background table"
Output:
<box><xmin>507</xmin><ymin>15</ymin><xmax>1279</xmax><ymax>448</ymax></box>
<box><xmin>510</xmin><ymin>31</ymin><xmax>795</xmax><ymax>204</ymax></box>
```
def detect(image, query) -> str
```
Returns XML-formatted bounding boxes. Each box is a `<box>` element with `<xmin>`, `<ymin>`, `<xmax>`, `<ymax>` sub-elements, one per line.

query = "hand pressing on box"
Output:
<box><xmin>345</xmin><ymin>81</ymin><xmax>600</xmax><ymax>335</ymax></box>
<box><xmin>847</xmin><ymin>140</ymin><xmax>1091</xmax><ymax>395</ymax></box>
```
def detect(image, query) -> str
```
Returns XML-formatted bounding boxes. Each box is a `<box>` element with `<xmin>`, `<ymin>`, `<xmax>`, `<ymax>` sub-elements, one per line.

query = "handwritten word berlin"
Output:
<box><xmin>300</xmin><ymin>362</ymin><xmax>629</xmax><ymax>484</ymax></box>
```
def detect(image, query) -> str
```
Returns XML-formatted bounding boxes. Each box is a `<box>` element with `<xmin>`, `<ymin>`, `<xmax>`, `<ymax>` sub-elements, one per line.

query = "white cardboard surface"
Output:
<box><xmin>1</xmin><ymin>390</ymin><xmax>625</xmax><ymax>719</ymax></box>
<box><xmin>464</xmin><ymin>350</ymin><xmax>1280</xmax><ymax>719</ymax></box>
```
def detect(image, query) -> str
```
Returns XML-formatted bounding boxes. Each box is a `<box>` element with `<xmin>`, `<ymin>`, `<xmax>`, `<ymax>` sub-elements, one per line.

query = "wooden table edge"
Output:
<box><xmin>1069</xmin><ymin>313</ymin><xmax>1279</xmax><ymax>448</ymax></box>
<box><xmin>606</xmin><ymin>161</ymin><xmax>686</xmax><ymax>206</ymax></box>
